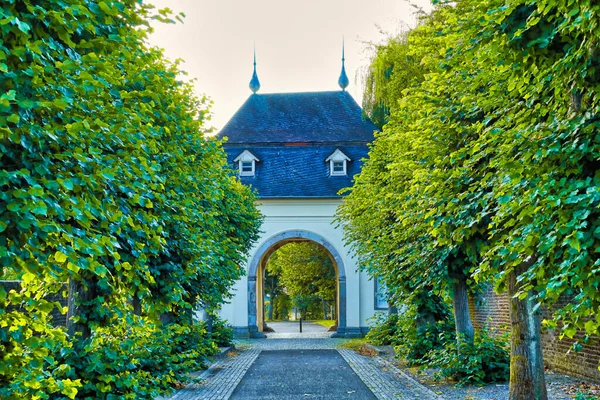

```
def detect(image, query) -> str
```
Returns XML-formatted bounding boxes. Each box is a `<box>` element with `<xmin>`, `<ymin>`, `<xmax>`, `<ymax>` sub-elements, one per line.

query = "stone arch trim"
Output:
<box><xmin>247</xmin><ymin>229</ymin><xmax>347</xmax><ymax>337</ymax></box>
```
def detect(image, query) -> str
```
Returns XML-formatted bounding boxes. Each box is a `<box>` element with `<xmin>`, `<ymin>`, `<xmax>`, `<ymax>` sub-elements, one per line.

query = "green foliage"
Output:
<box><xmin>365</xmin><ymin>312</ymin><xmax>399</xmax><ymax>346</ymax></box>
<box><xmin>394</xmin><ymin>302</ymin><xmax>455</xmax><ymax>365</ymax></box>
<box><xmin>337</xmin><ymin>0</ymin><xmax>600</xmax><ymax>387</ymax></box>
<box><xmin>271</xmin><ymin>293</ymin><xmax>291</xmax><ymax>321</ymax></box>
<box><xmin>266</xmin><ymin>242</ymin><xmax>336</xmax><ymax>319</ymax></box>
<box><xmin>0</xmin><ymin>0</ymin><xmax>261</xmax><ymax>398</ymax></box>
<box><xmin>574</xmin><ymin>393</ymin><xmax>600</xmax><ymax>400</ymax></box>
<box><xmin>424</xmin><ymin>329</ymin><xmax>510</xmax><ymax>386</ymax></box>
<box><xmin>210</xmin><ymin>315</ymin><xmax>234</xmax><ymax>347</ymax></box>
<box><xmin>62</xmin><ymin>321</ymin><xmax>216</xmax><ymax>399</ymax></box>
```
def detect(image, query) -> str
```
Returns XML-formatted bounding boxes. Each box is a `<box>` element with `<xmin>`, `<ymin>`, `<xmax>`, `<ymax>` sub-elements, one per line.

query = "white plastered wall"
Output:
<box><xmin>219</xmin><ymin>198</ymin><xmax>379</xmax><ymax>334</ymax></box>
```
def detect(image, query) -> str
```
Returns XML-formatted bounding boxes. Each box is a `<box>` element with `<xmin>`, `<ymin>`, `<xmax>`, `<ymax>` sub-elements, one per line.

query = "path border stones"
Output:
<box><xmin>164</xmin><ymin>339</ymin><xmax>443</xmax><ymax>400</ymax></box>
<box><xmin>338</xmin><ymin>349</ymin><xmax>444</xmax><ymax>400</ymax></box>
<box><xmin>168</xmin><ymin>349</ymin><xmax>260</xmax><ymax>400</ymax></box>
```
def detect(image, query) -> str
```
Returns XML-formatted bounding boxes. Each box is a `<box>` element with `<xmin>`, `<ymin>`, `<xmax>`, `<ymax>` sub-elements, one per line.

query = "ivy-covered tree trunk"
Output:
<box><xmin>451</xmin><ymin>272</ymin><xmax>474</xmax><ymax>345</ymax></box>
<box><xmin>66</xmin><ymin>276</ymin><xmax>96</xmax><ymax>341</ymax></box>
<box><xmin>132</xmin><ymin>296</ymin><xmax>142</xmax><ymax>316</ymax></box>
<box><xmin>507</xmin><ymin>261</ymin><xmax>547</xmax><ymax>400</ymax></box>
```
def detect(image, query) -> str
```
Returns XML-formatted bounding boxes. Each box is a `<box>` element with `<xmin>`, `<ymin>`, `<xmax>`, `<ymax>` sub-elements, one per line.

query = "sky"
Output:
<box><xmin>148</xmin><ymin>0</ymin><xmax>431</xmax><ymax>131</ymax></box>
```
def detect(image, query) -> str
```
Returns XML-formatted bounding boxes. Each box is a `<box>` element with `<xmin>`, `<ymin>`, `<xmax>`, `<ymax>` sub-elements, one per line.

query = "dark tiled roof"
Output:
<box><xmin>218</xmin><ymin>91</ymin><xmax>377</xmax><ymax>143</ymax></box>
<box><xmin>223</xmin><ymin>145</ymin><xmax>370</xmax><ymax>198</ymax></box>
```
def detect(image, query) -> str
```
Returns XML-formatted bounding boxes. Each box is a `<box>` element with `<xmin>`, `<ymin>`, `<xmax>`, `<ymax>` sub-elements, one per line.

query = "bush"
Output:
<box><xmin>392</xmin><ymin>304</ymin><xmax>455</xmax><ymax>365</ymax></box>
<box><xmin>61</xmin><ymin>321</ymin><xmax>217</xmax><ymax>399</ymax></box>
<box><xmin>272</xmin><ymin>294</ymin><xmax>291</xmax><ymax>321</ymax></box>
<box><xmin>365</xmin><ymin>312</ymin><xmax>399</xmax><ymax>346</ymax></box>
<box><xmin>424</xmin><ymin>328</ymin><xmax>510</xmax><ymax>386</ymax></box>
<box><xmin>210</xmin><ymin>315</ymin><xmax>234</xmax><ymax>347</ymax></box>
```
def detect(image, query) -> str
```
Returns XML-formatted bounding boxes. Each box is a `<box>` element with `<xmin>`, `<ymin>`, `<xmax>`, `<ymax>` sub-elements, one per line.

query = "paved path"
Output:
<box><xmin>265</xmin><ymin>321</ymin><xmax>330</xmax><ymax>333</ymax></box>
<box><xmin>230</xmin><ymin>350</ymin><xmax>376</xmax><ymax>399</ymax></box>
<box><xmin>164</xmin><ymin>337</ymin><xmax>443</xmax><ymax>400</ymax></box>
<box><xmin>264</xmin><ymin>321</ymin><xmax>333</xmax><ymax>339</ymax></box>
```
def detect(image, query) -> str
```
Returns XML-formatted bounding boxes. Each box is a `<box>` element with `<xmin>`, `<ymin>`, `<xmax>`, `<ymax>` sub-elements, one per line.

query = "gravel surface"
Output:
<box><xmin>373</xmin><ymin>346</ymin><xmax>598</xmax><ymax>400</ymax></box>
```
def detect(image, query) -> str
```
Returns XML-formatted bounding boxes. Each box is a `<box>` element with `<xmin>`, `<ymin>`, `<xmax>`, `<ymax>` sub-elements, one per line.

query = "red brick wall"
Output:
<box><xmin>469</xmin><ymin>284</ymin><xmax>600</xmax><ymax>382</ymax></box>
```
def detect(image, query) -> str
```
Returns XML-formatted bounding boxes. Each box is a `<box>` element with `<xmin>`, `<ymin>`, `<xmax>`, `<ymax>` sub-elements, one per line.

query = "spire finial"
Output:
<box><xmin>249</xmin><ymin>44</ymin><xmax>261</xmax><ymax>94</ymax></box>
<box><xmin>338</xmin><ymin>38</ymin><xmax>349</xmax><ymax>91</ymax></box>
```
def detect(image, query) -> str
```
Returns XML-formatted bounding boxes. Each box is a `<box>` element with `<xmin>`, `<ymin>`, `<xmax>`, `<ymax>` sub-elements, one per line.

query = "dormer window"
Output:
<box><xmin>234</xmin><ymin>150</ymin><xmax>259</xmax><ymax>177</ymax></box>
<box><xmin>326</xmin><ymin>148</ymin><xmax>350</xmax><ymax>176</ymax></box>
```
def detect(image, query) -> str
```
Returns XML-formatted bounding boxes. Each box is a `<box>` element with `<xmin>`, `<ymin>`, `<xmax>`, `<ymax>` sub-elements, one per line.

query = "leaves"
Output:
<box><xmin>0</xmin><ymin>1</ymin><xmax>261</xmax><ymax>398</ymax></box>
<box><xmin>337</xmin><ymin>0</ymin><xmax>600</xmax><ymax>384</ymax></box>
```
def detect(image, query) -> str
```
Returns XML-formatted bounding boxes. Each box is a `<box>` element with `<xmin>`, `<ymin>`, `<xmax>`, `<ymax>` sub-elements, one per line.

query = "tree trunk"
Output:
<box><xmin>451</xmin><ymin>272</ymin><xmax>475</xmax><ymax>345</ymax></box>
<box><xmin>268</xmin><ymin>294</ymin><xmax>274</xmax><ymax>321</ymax></box>
<box><xmin>507</xmin><ymin>261</ymin><xmax>547</xmax><ymax>400</ymax></box>
<box><xmin>160</xmin><ymin>311</ymin><xmax>174</xmax><ymax>325</ymax></box>
<box><xmin>132</xmin><ymin>296</ymin><xmax>142</xmax><ymax>316</ymax></box>
<box><xmin>66</xmin><ymin>276</ymin><xmax>95</xmax><ymax>341</ymax></box>
<box><xmin>322</xmin><ymin>298</ymin><xmax>327</xmax><ymax>320</ymax></box>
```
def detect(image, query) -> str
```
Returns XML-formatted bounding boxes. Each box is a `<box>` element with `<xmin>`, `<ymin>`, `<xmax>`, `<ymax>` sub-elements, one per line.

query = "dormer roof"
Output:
<box><xmin>233</xmin><ymin>149</ymin><xmax>260</xmax><ymax>162</ymax></box>
<box><xmin>326</xmin><ymin>148</ymin><xmax>351</xmax><ymax>162</ymax></box>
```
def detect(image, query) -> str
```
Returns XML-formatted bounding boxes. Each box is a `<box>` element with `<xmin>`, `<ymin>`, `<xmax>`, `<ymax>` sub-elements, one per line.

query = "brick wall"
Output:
<box><xmin>469</xmin><ymin>284</ymin><xmax>600</xmax><ymax>382</ymax></box>
<box><xmin>1</xmin><ymin>280</ymin><xmax>68</xmax><ymax>327</ymax></box>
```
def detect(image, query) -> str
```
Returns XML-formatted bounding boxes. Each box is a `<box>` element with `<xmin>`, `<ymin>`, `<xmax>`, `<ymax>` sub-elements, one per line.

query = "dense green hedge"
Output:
<box><xmin>0</xmin><ymin>1</ymin><xmax>261</xmax><ymax>398</ymax></box>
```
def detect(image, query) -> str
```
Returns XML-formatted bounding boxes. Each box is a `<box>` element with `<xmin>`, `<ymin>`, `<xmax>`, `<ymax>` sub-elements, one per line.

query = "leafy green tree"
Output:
<box><xmin>0</xmin><ymin>1</ymin><xmax>261</xmax><ymax>398</ymax></box>
<box><xmin>339</xmin><ymin>1</ymin><xmax>600</xmax><ymax>399</ymax></box>
<box><xmin>266</xmin><ymin>242</ymin><xmax>336</xmax><ymax>320</ymax></box>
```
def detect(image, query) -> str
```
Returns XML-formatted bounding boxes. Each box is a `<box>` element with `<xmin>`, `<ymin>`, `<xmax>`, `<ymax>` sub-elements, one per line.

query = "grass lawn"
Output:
<box><xmin>312</xmin><ymin>319</ymin><xmax>336</xmax><ymax>328</ymax></box>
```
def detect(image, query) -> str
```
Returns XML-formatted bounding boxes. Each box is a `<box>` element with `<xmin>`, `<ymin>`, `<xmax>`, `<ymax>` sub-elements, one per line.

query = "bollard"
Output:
<box><xmin>299</xmin><ymin>317</ymin><xmax>303</xmax><ymax>333</ymax></box>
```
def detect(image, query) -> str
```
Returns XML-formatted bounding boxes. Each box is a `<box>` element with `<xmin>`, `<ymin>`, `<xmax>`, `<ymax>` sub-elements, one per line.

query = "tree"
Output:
<box><xmin>338</xmin><ymin>1</ymin><xmax>599</xmax><ymax>399</ymax></box>
<box><xmin>0</xmin><ymin>1</ymin><xmax>261</xmax><ymax>398</ymax></box>
<box><xmin>266</xmin><ymin>242</ymin><xmax>336</xmax><ymax>320</ymax></box>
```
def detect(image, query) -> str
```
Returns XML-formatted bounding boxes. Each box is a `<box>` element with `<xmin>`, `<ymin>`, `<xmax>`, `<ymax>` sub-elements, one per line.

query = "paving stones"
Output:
<box><xmin>167</xmin><ymin>349</ymin><xmax>260</xmax><ymax>400</ymax></box>
<box><xmin>338</xmin><ymin>349</ymin><xmax>443</xmax><ymax>400</ymax></box>
<box><xmin>163</xmin><ymin>338</ymin><xmax>443</xmax><ymax>400</ymax></box>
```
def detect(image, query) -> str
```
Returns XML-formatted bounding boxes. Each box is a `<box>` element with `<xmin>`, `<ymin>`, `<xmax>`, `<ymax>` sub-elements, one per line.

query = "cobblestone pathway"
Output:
<box><xmin>164</xmin><ymin>338</ymin><xmax>443</xmax><ymax>400</ymax></box>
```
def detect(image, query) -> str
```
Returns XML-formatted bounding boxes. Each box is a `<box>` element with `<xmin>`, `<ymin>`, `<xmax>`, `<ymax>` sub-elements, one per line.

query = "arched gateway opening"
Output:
<box><xmin>247</xmin><ymin>230</ymin><xmax>347</xmax><ymax>338</ymax></box>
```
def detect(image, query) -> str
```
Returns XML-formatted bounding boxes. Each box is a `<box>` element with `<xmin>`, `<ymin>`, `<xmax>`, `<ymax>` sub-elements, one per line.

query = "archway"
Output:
<box><xmin>247</xmin><ymin>230</ymin><xmax>347</xmax><ymax>338</ymax></box>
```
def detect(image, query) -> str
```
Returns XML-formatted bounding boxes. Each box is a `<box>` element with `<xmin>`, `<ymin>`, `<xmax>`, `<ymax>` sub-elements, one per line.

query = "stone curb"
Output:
<box><xmin>363</xmin><ymin>343</ymin><xmax>395</xmax><ymax>356</ymax></box>
<box><xmin>339</xmin><ymin>348</ymin><xmax>445</xmax><ymax>400</ymax></box>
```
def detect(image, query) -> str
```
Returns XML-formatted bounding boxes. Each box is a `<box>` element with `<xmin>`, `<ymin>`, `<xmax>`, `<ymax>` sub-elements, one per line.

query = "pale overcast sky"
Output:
<box><xmin>148</xmin><ymin>0</ymin><xmax>431</xmax><ymax>131</ymax></box>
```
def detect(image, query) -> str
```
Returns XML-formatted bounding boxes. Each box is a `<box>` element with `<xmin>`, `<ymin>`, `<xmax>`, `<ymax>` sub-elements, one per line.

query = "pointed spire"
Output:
<box><xmin>338</xmin><ymin>38</ymin><xmax>349</xmax><ymax>91</ymax></box>
<box><xmin>249</xmin><ymin>45</ymin><xmax>261</xmax><ymax>94</ymax></box>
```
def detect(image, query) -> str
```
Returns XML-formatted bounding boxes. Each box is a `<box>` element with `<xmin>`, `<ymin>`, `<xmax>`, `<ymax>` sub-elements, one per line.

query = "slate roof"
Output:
<box><xmin>225</xmin><ymin>144</ymin><xmax>370</xmax><ymax>198</ymax></box>
<box><xmin>219</xmin><ymin>90</ymin><xmax>377</xmax><ymax>198</ymax></box>
<box><xmin>218</xmin><ymin>91</ymin><xmax>378</xmax><ymax>144</ymax></box>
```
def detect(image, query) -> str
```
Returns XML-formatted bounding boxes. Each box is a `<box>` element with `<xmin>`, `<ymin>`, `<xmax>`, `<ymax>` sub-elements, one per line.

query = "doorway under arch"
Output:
<box><xmin>247</xmin><ymin>230</ymin><xmax>347</xmax><ymax>338</ymax></box>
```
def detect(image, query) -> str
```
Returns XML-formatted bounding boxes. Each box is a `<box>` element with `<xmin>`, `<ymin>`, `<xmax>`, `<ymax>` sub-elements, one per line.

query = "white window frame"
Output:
<box><xmin>331</xmin><ymin>160</ymin><xmax>346</xmax><ymax>176</ymax></box>
<box><xmin>233</xmin><ymin>150</ymin><xmax>259</xmax><ymax>177</ymax></box>
<box><xmin>326</xmin><ymin>148</ymin><xmax>351</xmax><ymax>177</ymax></box>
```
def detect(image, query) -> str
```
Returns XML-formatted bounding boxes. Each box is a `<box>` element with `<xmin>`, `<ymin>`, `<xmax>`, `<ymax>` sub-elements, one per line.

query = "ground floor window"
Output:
<box><xmin>374</xmin><ymin>277</ymin><xmax>388</xmax><ymax>310</ymax></box>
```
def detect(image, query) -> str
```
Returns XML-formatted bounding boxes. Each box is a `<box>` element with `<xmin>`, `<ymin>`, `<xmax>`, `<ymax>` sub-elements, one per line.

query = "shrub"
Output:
<box><xmin>61</xmin><ymin>321</ymin><xmax>217</xmax><ymax>399</ymax></box>
<box><xmin>210</xmin><ymin>315</ymin><xmax>234</xmax><ymax>347</ymax></box>
<box><xmin>365</xmin><ymin>312</ymin><xmax>399</xmax><ymax>346</ymax></box>
<box><xmin>425</xmin><ymin>328</ymin><xmax>510</xmax><ymax>386</ymax></box>
<box><xmin>392</xmin><ymin>304</ymin><xmax>455</xmax><ymax>365</ymax></box>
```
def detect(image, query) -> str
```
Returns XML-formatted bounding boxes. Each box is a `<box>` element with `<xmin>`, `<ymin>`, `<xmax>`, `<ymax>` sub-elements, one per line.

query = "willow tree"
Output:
<box><xmin>0</xmin><ymin>1</ymin><xmax>261</xmax><ymax>398</ymax></box>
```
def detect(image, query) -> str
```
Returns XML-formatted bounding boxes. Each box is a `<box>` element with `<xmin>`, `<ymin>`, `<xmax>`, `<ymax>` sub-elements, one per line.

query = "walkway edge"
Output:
<box><xmin>164</xmin><ymin>348</ymin><xmax>261</xmax><ymax>400</ymax></box>
<box><xmin>338</xmin><ymin>349</ymin><xmax>445</xmax><ymax>400</ymax></box>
